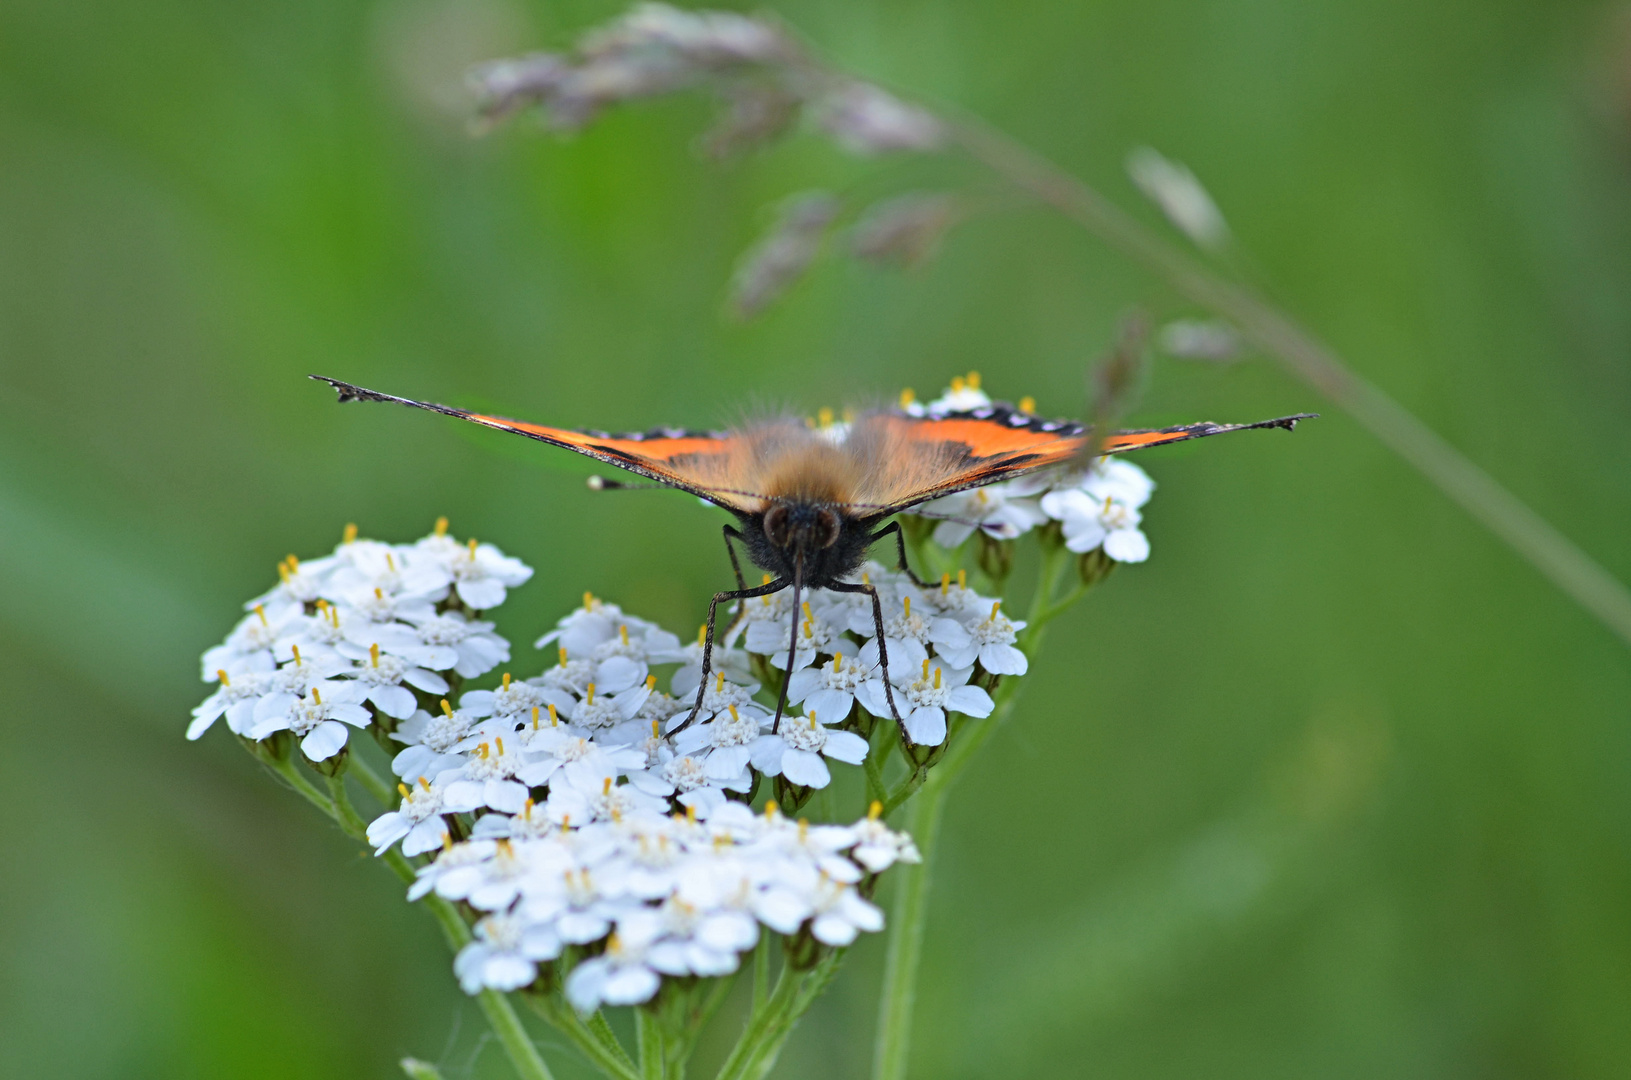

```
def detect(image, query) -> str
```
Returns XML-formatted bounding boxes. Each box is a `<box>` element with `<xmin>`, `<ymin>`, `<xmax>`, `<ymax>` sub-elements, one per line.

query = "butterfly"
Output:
<box><xmin>311</xmin><ymin>374</ymin><xmax>1313</xmax><ymax>738</ymax></box>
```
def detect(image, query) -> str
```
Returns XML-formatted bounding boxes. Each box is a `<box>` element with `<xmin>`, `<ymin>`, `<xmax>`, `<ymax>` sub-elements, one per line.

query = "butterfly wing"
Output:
<box><xmin>311</xmin><ymin>376</ymin><xmax>763</xmax><ymax>511</ymax></box>
<box><xmin>848</xmin><ymin>404</ymin><xmax>1315</xmax><ymax>514</ymax></box>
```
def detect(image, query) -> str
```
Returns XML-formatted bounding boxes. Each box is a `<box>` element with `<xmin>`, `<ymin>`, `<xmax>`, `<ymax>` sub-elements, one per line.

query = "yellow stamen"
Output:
<box><xmin>728</xmin><ymin>704</ymin><xmax>740</xmax><ymax>722</ymax></box>
<box><xmin>374</xmin><ymin>587</ymin><xmax>383</xmax><ymax>601</ymax></box>
<box><xmin>764</xmin><ymin>800</ymin><xmax>778</xmax><ymax>820</ymax></box>
<box><xmin>990</xmin><ymin>600</ymin><xmax>1001</xmax><ymax>620</ymax></box>
<box><xmin>645</xmin><ymin>674</ymin><xmax>657</xmax><ymax>691</ymax></box>
<box><xmin>277</xmin><ymin>562</ymin><xmax>290</xmax><ymax>583</ymax></box>
<box><xmin>967</xmin><ymin>370</ymin><xmax>982</xmax><ymax>389</ymax></box>
<box><xmin>611</xmin><ymin>805</ymin><xmax>622</xmax><ymax>823</ymax></box>
<box><xmin>922</xmin><ymin>658</ymin><xmax>930</xmax><ymax>680</ymax></box>
<box><xmin>958</xmin><ymin>568</ymin><xmax>967</xmax><ymax>590</ymax></box>
<box><xmin>286</xmin><ymin>553</ymin><xmax>299</xmax><ymax>570</ymax></box>
<box><xmin>531</xmin><ymin>706</ymin><xmax>540</xmax><ymax>730</ymax></box>
<box><xmin>903</xmin><ymin>596</ymin><xmax>911</xmax><ymax>618</ymax></box>
<box><xmin>310</xmin><ymin>687</ymin><xmax>321</xmax><ymax>705</ymax></box>
<box><xmin>697</xmin><ymin>624</ymin><xmax>707</xmax><ymax>645</ymax></box>
<box><xmin>1018</xmin><ymin>395</ymin><xmax>1036</xmax><ymax>414</ymax></box>
<box><xmin>899</xmin><ymin>387</ymin><xmax>915</xmax><ymax>408</ymax></box>
<box><xmin>418</xmin><ymin>776</ymin><xmax>430</xmax><ymax>790</ymax></box>
<box><xmin>522</xmin><ymin>798</ymin><xmax>533</xmax><ymax>819</ymax></box>
<box><xmin>762</xmin><ymin>573</ymin><xmax>773</xmax><ymax>586</ymax></box>
<box><xmin>863</xmin><ymin>570</ymin><xmax>871</xmax><ymax>586</ymax></box>
<box><xmin>549</xmin><ymin>703</ymin><xmax>558</xmax><ymax>726</ymax></box>
<box><xmin>433</xmin><ymin>515</ymin><xmax>449</xmax><ymax>537</ymax></box>
<box><xmin>558</xmin><ymin>647</ymin><xmax>568</xmax><ymax>667</ymax></box>
<box><xmin>385</xmin><ymin>551</ymin><xmax>396</xmax><ymax>572</ymax></box>
<box><xmin>291</xmin><ymin>644</ymin><xmax>302</xmax><ymax>666</ymax></box>
<box><xmin>818</xmin><ymin>406</ymin><xmax>834</xmax><ymax>427</ymax></box>
<box><xmin>868</xmin><ymin>800</ymin><xmax>883</xmax><ymax>820</ymax></box>
<box><xmin>651</xmin><ymin>720</ymin><xmax>660</xmax><ymax>738</ymax></box>
<box><xmin>602</xmin><ymin>777</ymin><xmax>613</xmax><ymax>795</ymax></box>
<box><xmin>716</xmin><ymin>672</ymin><xmax>725</xmax><ymax>692</ymax></box>
<box><xmin>585</xmin><ymin>683</ymin><xmax>596</xmax><ymax>706</ymax></box>
<box><xmin>343</xmin><ymin>523</ymin><xmax>358</xmax><ymax>544</ymax></box>
<box><xmin>495</xmin><ymin>736</ymin><xmax>504</xmax><ymax>755</ymax></box>
<box><xmin>477</xmin><ymin>742</ymin><xmax>489</xmax><ymax>759</ymax></box>
<box><xmin>832</xmin><ymin>653</ymin><xmax>842</xmax><ymax>673</ymax></box>
<box><xmin>370</xmin><ymin>642</ymin><xmax>380</xmax><ymax>667</ymax></box>
<box><xmin>467</xmin><ymin>537</ymin><xmax>478</xmax><ymax>558</ymax></box>
<box><xmin>802</xmin><ymin>601</ymin><xmax>813</xmax><ymax>619</ymax></box>
<box><xmin>940</xmin><ymin>572</ymin><xmax>950</xmax><ymax>596</ymax></box>
<box><xmin>619</xmin><ymin>624</ymin><xmax>629</xmax><ymax>646</ymax></box>
<box><xmin>398</xmin><ymin>782</ymin><xmax>410</xmax><ymax>799</ymax></box>
<box><xmin>686</xmin><ymin>803</ymin><xmax>697</xmax><ymax>823</ymax></box>
<box><xmin>496</xmin><ymin>838</ymin><xmax>512</xmax><ymax>856</ymax></box>
<box><xmin>502</xmin><ymin>672</ymin><xmax>511</xmax><ymax>689</ymax></box>
<box><xmin>441</xmin><ymin>830</ymin><xmax>452</xmax><ymax>851</ymax></box>
<box><xmin>583</xmin><ymin>591</ymin><xmax>594</xmax><ymax>610</ymax></box>
<box><xmin>254</xmin><ymin>604</ymin><xmax>267</xmax><ymax>626</ymax></box>
<box><xmin>607</xmin><ymin>932</ymin><xmax>622</xmax><ymax>955</ymax></box>
<box><xmin>561</xmin><ymin>814</ymin><xmax>571</xmax><ymax>829</ymax></box>
<box><xmin>950</xmin><ymin>375</ymin><xmax>966</xmax><ymax>393</ymax></box>
<box><xmin>440</xmin><ymin>699</ymin><xmax>453</xmax><ymax>716</ymax></box>
<box><xmin>810</xmin><ymin>712</ymin><xmax>819</xmax><ymax>730</ymax></box>
<box><xmin>216</xmin><ymin>669</ymin><xmax>230</xmax><ymax>686</ymax></box>
<box><xmin>798</xmin><ymin>819</ymin><xmax>809</xmax><ymax>842</ymax></box>
<box><xmin>933</xmin><ymin>666</ymin><xmax>942</xmax><ymax>690</ymax></box>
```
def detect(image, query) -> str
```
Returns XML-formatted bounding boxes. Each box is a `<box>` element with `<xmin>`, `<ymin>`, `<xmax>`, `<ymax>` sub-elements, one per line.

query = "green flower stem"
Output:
<box><xmin>401</xmin><ymin>1058</ymin><xmax>448</xmax><ymax>1080</ymax></box>
<box><xmin>255</xmin><ymin>748</ymin><xmax>553</xmax><ymax>1080</ymax></box>
<box><xmin>734</xmin><ymin>950</ymin><xmax>846</xmax><ymax>1080</ymax></box>
<box><xmin>525</xmin><ymin>996</ymin><xmax>638</xmax><ymax>1080</ymax></box>
<box><xmin>872</xmin><ymin>542</ymin><xmax>1081</xmax><ymax>1080</ymax></box>
<box><xmin>752</xmin><ymin>937</ymin><xmax>770</xmax><ymax>1013</ymax></box>
<box><xmin>478</xmin><ymin>988</ymin><xmax>556</xmax><ymax>1080</ymax></box>
<box><xmin>637</xmin><ymin>1008</ymin><xmax>668</xmax><ymax>1080</ymax></box>
<box><xmin>714</xmin><ymin>961</ymin><xmax>801</xmax><ymax>1080</ymax></box>
<box><xmin>349</xmin><ymin>752</ymin><xmax>397</xmax><ymax>809</ymax></box>
<box><xmin>325</xmin><ymin>773</ymin><xmax>371</xmax><ymax>840</ymax></box>
<box><xmin>265</xmin><ymin>755</ymin><xmax>340</xmax><ymax>819</ymax></box>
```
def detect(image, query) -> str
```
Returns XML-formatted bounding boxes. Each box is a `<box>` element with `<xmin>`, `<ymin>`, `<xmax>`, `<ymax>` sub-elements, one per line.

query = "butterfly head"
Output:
<box><xmin>745</xmin><ymin>498</ymin><xmax>873</xmax><ymax>588</ymax></box>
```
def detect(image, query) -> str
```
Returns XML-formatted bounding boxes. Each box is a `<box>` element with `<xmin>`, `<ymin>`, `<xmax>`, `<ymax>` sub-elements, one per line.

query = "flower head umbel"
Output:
<box><xmin>189</xmin><ymin>444</ymin><xmax>1118</xmax><ymax>1032</ymax></box>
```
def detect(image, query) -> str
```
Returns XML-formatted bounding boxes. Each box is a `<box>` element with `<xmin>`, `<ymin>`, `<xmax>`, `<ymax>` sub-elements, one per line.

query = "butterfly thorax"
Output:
<box><xmin>739</xmin><ymin>500</ymin><xmax>877</xmax><ymax>590</ymax></box>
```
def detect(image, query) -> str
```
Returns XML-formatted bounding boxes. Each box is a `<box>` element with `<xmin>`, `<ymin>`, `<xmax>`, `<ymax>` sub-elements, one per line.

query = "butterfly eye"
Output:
<box><xmin>813</xmin><ymin>508</ymin><xmax>842</xmax><ymax>550</ymax></box>
<box><xmin>763</xmin><ymin>505</ymin><xmax>791</xmax><ymax>548</ymax></box>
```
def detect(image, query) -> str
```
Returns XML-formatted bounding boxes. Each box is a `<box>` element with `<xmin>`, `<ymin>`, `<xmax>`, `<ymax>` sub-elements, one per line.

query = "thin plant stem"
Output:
<box><xmin>872</xmin><ymin>542</ymin><xmax>1075</xmax><ymax>1080</ymax></box>
<box><xmin>265</xmin><ymin>755</ymin><xmax>339</xmax><ymax>818</ymax></box>
<box><xmin>946</xmin><ymin>117</ymin><xmax>1631</xmax><ymax>651</ymax></box>
<box><xmin>637</xmin><ymin>1008</ymin><xmax>668</xmax><ymax>1080</ymax></box>
<box><xmin>714</xmin><ymin>963</ymin><xmax>800</xmax><ymax>1080</ymax></box>
<box><xmin>478</xmin><ymin>988</ymin><xmax>557</xmax><ymax>1080</ymax></box>
<box><xmin>349</xmin><ymin>751</ymin><xmax>397</xmax><ymax>809</ymax></box>
<box><xmin>525</xmin><ymin>996</ymin><xmax>639</xmax><ymax>1080</ymax></box>
<box><xmin>741</xmin><ymin>950</ymin><xmax>846</xmax><ymax>1080</ymax></box>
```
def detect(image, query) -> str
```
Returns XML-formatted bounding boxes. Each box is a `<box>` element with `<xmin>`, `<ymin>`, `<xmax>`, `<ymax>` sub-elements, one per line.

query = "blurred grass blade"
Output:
<box><xmin>951</xmin><ymin>118</ymin><xmax>1631</xmax><ymax>651</ymax></box>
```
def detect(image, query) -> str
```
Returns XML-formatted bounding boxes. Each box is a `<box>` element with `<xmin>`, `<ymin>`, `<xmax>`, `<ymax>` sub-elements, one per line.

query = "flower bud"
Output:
<box><xmin>1078</xmin><ymin>547</ymin><xmax>1116</xmax><ymax>587</ymax></box>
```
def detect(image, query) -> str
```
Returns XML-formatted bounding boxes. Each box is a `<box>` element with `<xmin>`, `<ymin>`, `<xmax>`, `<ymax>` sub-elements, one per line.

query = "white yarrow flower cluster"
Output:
<box><xmin>430</xmin><ymin>801</ymin><xmax>916</xmax><ymax>1008</ymax></box>
<box><xmin>189</xmin><ymin>520</ymin><xmax>527</xmax><ymax>759</ymax></box>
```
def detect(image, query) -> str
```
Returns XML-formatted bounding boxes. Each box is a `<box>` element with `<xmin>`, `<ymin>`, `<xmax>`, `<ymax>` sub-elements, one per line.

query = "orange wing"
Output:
<box><xmin>311</xmin><ymin>376</ymin><xmax>764</xmax><ymax>511</ymax></box>
<box><xmin>850</xmin><ymin>404</ymin><xmax>1316</xmax><ymax>514</ymax></box>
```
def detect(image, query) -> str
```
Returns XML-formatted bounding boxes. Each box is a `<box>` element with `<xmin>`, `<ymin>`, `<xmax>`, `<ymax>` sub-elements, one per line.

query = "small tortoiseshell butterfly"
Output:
<box><xmin>312</xmin><ymin>374</ymin><xmax>1312</xmax><ymax>734</ymax></box>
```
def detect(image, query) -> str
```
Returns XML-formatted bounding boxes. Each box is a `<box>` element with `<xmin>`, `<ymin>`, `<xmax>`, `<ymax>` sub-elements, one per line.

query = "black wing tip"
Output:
<box><xmin>309</xmin><ymin>374</ymin><xmax>389</xmax><ymax>405</ymax></box>
<box><xmin>1259</xmin><ymin>412</ymin><xmax>1319</xmax><ymax>432</ymax></box>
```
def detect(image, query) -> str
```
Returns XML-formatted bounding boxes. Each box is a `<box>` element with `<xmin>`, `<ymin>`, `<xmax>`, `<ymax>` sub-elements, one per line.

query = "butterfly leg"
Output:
<box><xmin>668</xmin><ymin>575</ymin><xmax>788</xmax><ymax>737</ymax></box>
<box><xmin>871</xmin><ymin>519</ymin><xmax>931</xmax><ymax>588</ymax></box>
<box><xmin>825</xmin><ymin>580</ymin><xmax>905</xmax><ymax>725</ymax></box>
<box><xmin>721</xmin><ymin>525</ymin><xmax>749</xmax><ymax>593</ymax></box>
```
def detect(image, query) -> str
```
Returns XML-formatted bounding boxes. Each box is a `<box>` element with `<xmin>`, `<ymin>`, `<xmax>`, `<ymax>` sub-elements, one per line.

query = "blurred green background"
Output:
<box><xmin>4</xmin><ymin>0</ymin><xmax>1630</xmax><ymax>1076</ymax></box>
